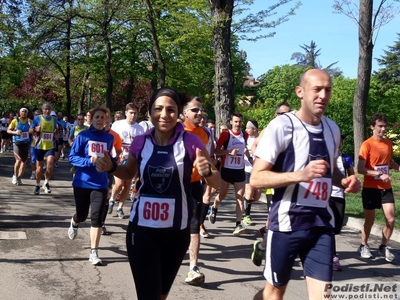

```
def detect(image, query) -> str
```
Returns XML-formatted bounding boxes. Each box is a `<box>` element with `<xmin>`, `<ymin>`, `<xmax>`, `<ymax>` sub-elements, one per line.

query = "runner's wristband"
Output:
<box><xmin>108</xmin><ymin>161</ymin><xmax>118</xmax><ymax>173</ymax></box>
<box><xmin>201</xmin><ymin>164</ymin><xmax>213</xmax><ymax>178</ymax></box>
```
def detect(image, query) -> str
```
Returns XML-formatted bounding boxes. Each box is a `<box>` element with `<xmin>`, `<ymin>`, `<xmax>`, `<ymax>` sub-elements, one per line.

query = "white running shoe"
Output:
<box><xmin>359</xmin><ymin>244</ymin><xmax>373</xmax><ymax>259</ymax></box>
<box><xmin>11</xmin><ymin>175</ymin><xmax>18</xmax><ymax>185</ymax></box>
<box><xmin>378</xmin><ymin>245</ymin><xmax>395</xmax><ymax>262</ymax></box>
<box><xmin>68</xmin><ymin>217</ymin><xmax>78</xmax><ymax>240</ymax></box>
<box><xmin>43</xmin><ymin>182</ymin><xmax>51</xmax><ymax>193</ymax></box>
<box><xmin>89</xmin><ymin>249</ymin><xmax>103</xmax><ymax>266</ymax></box>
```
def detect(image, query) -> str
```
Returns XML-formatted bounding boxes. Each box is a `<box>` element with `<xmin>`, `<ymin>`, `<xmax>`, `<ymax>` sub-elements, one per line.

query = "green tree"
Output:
<box><xmin>325</xmin><ymin>75</ymin><xmax>357</xmax><ymax>156</ymax></box>
<box><xmin>210</xmin><ymin>0</ymin><xmax>301</xmax><ymax>134</ymax></box>
<box><xmin>374</xmin><ymin>32</ymin><xmax>400</xmax><ymax>92</ymax></box>
<box><xmin>256</xmin><ymin>64</ymin><xmax>307</xmax><ymax>108</ymax></box>
<box><xmin>290</xmin><ymin>40</ymin><xmax>342</xmax><ymax>76</ymax></box>
<box><xmin>333</xmin><ymin>0</ymin><xmax>400</xmax><ymax>166</ymax></box>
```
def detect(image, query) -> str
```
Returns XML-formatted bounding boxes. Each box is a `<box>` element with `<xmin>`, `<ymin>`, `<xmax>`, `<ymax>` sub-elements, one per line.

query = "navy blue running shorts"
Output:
<box><xmin>35</xmin><ymin>148</ymin><xmax>55</xmax><ymax>161</ymax></box>
<box><xmin>264</xmin><ymin>227</ymin><xmax>333</xmax><ymax>286</ymax></box>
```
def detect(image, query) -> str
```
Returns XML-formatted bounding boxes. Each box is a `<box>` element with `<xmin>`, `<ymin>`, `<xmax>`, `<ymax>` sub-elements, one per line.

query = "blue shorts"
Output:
<box><xmin>30</xmin><ymin>146</ymin><xmax>37</xmax><ymax>164</ymax></box>
<box><xmin>35</xmin><ymin>148</ymin><xmax>55</xmax><ymax>161</ymax></box>
<box><xmin>264</xmin><ymin>227</ymin><xmax>333</xmax><ymax>286</ymax></box>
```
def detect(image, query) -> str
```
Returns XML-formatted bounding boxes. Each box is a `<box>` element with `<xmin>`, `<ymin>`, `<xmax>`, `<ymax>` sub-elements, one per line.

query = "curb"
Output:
<box><xmin>344</xmin><ymin>215</ymin><xmax>400</xmax><ymax>243</ymax></box>
<box><xmin>259</xmin><ymin>194</ymin><xmax>400</xmax><ymax>243</ymax></box>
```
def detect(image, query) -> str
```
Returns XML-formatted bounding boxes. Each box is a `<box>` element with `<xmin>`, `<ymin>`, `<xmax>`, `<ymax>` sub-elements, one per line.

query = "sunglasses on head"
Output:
<box><xmin>276</xmin><ymin>111</ymin><xmax>291</xmax><ymax>115</ymax></box>
<box><xmin>185</xmin><ymin>107</ymin><xmax>204</xmax><ymax>113</ymax></box>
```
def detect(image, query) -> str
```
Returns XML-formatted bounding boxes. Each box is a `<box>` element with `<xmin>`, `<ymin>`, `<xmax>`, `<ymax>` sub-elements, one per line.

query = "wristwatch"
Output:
<box><xmin>377</xmin><ymin>170</ymin><xmax>383</xmax><ymax>177</ymax></box>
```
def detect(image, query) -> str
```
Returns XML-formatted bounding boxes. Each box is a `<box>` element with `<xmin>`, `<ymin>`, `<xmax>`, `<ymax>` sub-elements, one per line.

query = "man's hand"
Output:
<box><xmin>229</xmin><ymin>148</ymin><xmax>239</xmax><ymax>156</ymax></box>
<box><xmin>341</xmin><ymin>175</ymin><xmax>361</xmax><ymax>194</ymax></box>
<box><xmin>380</xmin><ymin>173</ymin><xmax>391</xmax><ymax>183</ymax></box>
<box><xmin>301</xmin><ymin>160</ymin><xmax>330</xmax><ymax>182</ymax></box>
<box><xmin>96</xmin><ymin>151</ymin><xmax>113</xmax><ymax>173</ymax></box>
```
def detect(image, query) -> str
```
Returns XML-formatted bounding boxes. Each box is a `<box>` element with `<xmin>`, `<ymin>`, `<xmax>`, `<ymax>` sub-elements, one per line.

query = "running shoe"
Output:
<box><xmin>208</xmin><ymin>207</ymin><xmax>218</xmax><ymax>224</ymax></box>
<box><xmin>251</xmin><ymin>239</ymin><xmax>265</xmax><ymax>266</ymax></box>
<box><xmin>200</xmin><ymin>224</ymin><xmax>211</xmax><ymax>238</ymax></box>
<box><xmin>43</xmin><ymin>182</ymin><xmax>51</xmax><ymax>193</ymax></box>
<box><xmin>243</xmin><ymin>215</ymin><xmax>255</xmax><ymax>226</ymax></box>
<box><xmin>89</xmin><ymin>248</ymin><xmax>103</xmax><ymax>266</ymax></box>
<box><xmin>101</xmin><ymin>225</ymin><xmax>108</xmax><ymax>235</ymax></box>
<box><xmin>184</xmin><ymin>266</ymin><xmax>205</xmax><ymax>285</ymax></box>
<box><xmin>233</xmin><ymin>224</ymin><xmax>247</xmax><ymax>236</ymax></box>
<box><xmin>61</xmin><ymin>153</ymin><xmax>65</xmax><ymax>159</ymax></box>
<box><xmin>107</xmin><ymin>200</ymin><xmax>114</xmax><ymax>214</ymax></box>
<box><xmin>68</xmin><ymin>217</ymin><xmax>78</xmax><ymax>240</ymax></box>
<box><xmin>17</xmin><ymin>179</ymin><xmax>23</xmax><ymax>186</ymax></box>
<box><xmin>359</xmin><ymin>244</ymin><xmax>373</xmax><ymax>259</ymax></box>
<box><xmin>116</xmin><ymin>208</ymin><xmax>125</xmax><ymax>219</ymax></box>
<box><xmin>34</xmin><ymin>185</ymin><xmax>40</xmax><ymax>195</ymax></box>
<box><xmin>11</xmin><ymin>175</ymin><xmax>17</xmax><ymax>185</ymax></box>
<box><xmin>54</xmin><ymin>162</ymin><xmax>59</xmax><ymax>168</ymax></box>
<box><xmin>30</xmin><ymin>173</ymin><xmax>36</xmax><ymax>180</ymax></box>
<box><xmin>378</xmin><ymin>245</ymin><xmax>395</xmax><ymax>262</ymax></box>
<box><xmin>333</xmin><ymin>256</ymin><xmax>342</xmax><ymax>271</ymax></box>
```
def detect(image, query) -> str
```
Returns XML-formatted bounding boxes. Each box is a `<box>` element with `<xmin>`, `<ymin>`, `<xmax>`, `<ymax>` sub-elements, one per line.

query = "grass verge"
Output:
<box><xmin>345</xmin><ymin>171</ymin><xmax>400</xmax><ymax>230</ymax></box>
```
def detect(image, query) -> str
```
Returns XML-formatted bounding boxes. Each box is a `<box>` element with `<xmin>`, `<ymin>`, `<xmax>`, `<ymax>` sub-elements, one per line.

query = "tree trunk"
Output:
<box><xmin>102</xmin><ymin>1</ymin><xmax>113</xmax><ymax>110</ymax></box>
<box><xmin>79</xmin><ymin>72</ymin><xmax>89</xmax><ymax>114</ymax></box>
<box><xmin>105</xmin><ymin>35</ymin><xmax>113</xmax><ymax>110</ymax></box>
<box><xmin>210</xmin><ymin>0</ymin><xmax>235</xmax><ymax>136</ymax></box>
<box><xmin>65</xmin><ymin>11</ymin><xmax>72</xmax><ymax>119</ymax></box>
<box><xmin>144</xmin><ymin>0</ymin><xmax>165</xmax><ymax>89</ymax></box>
<box><xmin>353</xmin><ymin>0</ymin><xmax>373</xmax><ymax>168</ymax></box>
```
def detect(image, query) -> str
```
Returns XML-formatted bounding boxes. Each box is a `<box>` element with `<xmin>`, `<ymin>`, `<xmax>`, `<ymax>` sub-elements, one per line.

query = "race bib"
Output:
<box><xmin>225</xmin><ymin>154</ymin><xmax>243</xmax><ymax>169</ymax></box>
<box><xmin>21</xmin><ymin>131</ymin><xmax>29</xmax><ymax>139</ymax></box>
<box><xmin>88</xmin><ymin>140</ymin><xmax>107</xmax><ymax>157</ymax></box>
<box><xmin>122</xmin><ymin>143</ymin><xmax>131</xmax><ymax>159</ymax></box>
<box><xmin>137</xmin><ymin>196</ymin><xmax>175</xmax><ymax>228</ymax></box>
<box><xmin>42</xmin><ymin>132</ymin><xmax>54</xmax><ymax>142</ymax></box>
<box><xmin>374</xmin><ymin>164</ymin><xmax>389</xmax><ymax>180</ymax></box>
<box><xmin>297</xmin><ymin>178</ymin><xmax>332</xmax><ymax>208</ymax></box>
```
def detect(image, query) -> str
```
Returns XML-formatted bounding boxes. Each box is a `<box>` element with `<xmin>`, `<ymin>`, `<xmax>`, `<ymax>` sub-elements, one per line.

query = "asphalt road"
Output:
<box><xmin>0</xmin><ymin>151</ymin><xmax>399</xmax><ymax>300</ymax></box>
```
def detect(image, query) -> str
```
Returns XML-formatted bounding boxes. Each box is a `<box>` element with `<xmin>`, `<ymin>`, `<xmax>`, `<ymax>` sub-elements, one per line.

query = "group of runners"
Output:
<box><xmin>3</xmin><ymin>68</ymin><xmax>399</xmax><ymax>300</ymax></box>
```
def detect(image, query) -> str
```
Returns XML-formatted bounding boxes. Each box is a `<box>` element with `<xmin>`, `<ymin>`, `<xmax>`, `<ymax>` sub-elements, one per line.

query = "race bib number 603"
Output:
<box><xmin>137</xmin><ymin>196</ymin><xmax>175</xmax><ymax>228</ymax></box>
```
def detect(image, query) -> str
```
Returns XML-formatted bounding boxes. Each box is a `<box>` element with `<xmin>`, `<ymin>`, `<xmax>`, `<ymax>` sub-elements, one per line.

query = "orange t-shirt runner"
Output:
<box><xmin>359</xmin><ymin>137</ymin><xmax>393</xmax><ymax>190</ymax></box>
<box><xmin>184</xmin><ymin>121</ymin><xmax>209</xmax><ymax>182</ymax></box>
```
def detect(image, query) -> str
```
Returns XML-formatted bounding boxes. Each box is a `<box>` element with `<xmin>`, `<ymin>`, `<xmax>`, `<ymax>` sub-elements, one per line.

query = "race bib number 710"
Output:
<box><xmin>297</xmin><ymin>178</ymin><xmax>332</xmax><ymax>208</ymax></box>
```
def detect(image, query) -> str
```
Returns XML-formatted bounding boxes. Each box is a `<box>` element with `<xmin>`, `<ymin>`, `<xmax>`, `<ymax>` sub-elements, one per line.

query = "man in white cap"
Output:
<box><xmin>7</xmin><ymin>107</ymin><xmax>32</xmax><ymax>185</ymax></box>
<box><xmin>29</xmin><ymin>103</ymin><xmax>61</xmax><ymax>195</ymax></box>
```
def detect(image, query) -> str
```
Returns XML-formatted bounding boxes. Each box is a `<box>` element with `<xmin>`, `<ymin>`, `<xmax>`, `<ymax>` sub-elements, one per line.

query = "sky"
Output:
<box><xmin>237</xmin><ymin>0</ymin><xmax>400</xmax><ymax>79</ymax></box>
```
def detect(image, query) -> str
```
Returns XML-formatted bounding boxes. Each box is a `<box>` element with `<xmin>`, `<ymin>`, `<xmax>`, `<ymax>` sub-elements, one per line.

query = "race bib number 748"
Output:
<box><xmin>297</xmin><ymin>178</ymin><xmax>332</xmax><ymax>208</ymax></box>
